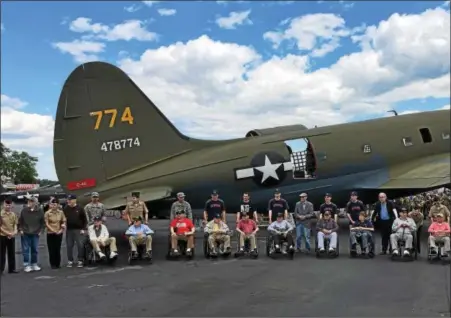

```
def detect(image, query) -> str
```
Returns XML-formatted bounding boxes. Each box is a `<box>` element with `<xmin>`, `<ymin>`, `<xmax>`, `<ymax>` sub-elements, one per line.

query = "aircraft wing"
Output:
<box><xmin>101</xmin><ymin>186</ymin><xmax>173</xmax><ymax>210</ymax></box>
<box><xmin>375</xmin><ymin>153</ymin><xmax>450</xmax><ymax>190</ymax></box>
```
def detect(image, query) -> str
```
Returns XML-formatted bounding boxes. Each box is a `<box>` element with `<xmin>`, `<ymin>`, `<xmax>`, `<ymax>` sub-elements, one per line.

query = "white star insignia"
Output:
<box><xmin>254</xmin><ymin>155</ymin><xmax>282</xmax><ymax>183</ymax></box>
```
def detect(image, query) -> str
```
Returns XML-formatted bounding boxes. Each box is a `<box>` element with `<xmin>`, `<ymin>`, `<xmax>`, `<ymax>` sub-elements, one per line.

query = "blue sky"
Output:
<box><xmin>1</xmin><ymin>0</ymin><xmax>450</xmax><ymax>180</ymax></box>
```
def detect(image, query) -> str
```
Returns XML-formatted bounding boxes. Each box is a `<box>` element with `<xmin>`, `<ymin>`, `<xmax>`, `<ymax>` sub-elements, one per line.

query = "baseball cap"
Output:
<box><xmin>91</xmin><ymin>192</ymin><xmax>99</xmax><ymax>197</ymax></box>
<box><xmin>277</xmin><ymin>212</ymin><xmax>284</xmax><ymax>218</ymax></box>
<box><xmin>50</xmin><ymin>198</ymin><xmax>58</xmax><ymax>204</ymax></box>
<box><xmin>212</xmin><ymin>190</ymin><xmax>219</xmax><ymax>195</ymax></box>
<box><xmin>133</xmin><ymin>216</ymin><xmax>143</xmax><ymax>221</ymax></box>
<box><xmin>325</xmin><ymin>193</ymin><xmax>332</xmax><ymax>197</ymax></box>
<box><xmin>214</xmin><ymin>213</ymin><xmax>221</xmax><ymax>219</ymax></box>
<box><xmin>131</xmin><ymin>191</ymin><xmax>140</xmax><ymax>198</ymax></box>
<box><xmin>177</xmin><ymin>192</ymin><xmax>185</xmax><ymax>197</ymax></box>
<box><xmin>27</xmin><ymin>196</ymin><xmax>38</xmax><ymax>203</ymax></box>
<box><xmin>437</xmin><ymin>213</ymin><xmax>444</xmax><ymax>217</ymax></box>
<box><xmin>176</xmin><ymin>210</ymin><xmax>186</xmax><ymax>215</ymax></box>
<box><xmin>274</xmin><ymin>189</ymin><xmax>281</xmax><ymax>194</ymax></box>
<box><xmin>4</xmin><ymin>197</ymin><xmax>12</xmax><ymax>204</ymax></box>
<box><xmin>400</xmin><ymin>207</ymin><xmax>408</xmax><ymax>212</ymax></box>
<box><xmin>300</xmin><ymin>193</ymin><xmax>307</xmax><ymax>197</ymax></box>
<box><xmin>350</xmin><ymin>191</ymin><xmax>358</xmax><ymax>196</ymax></box>
<box><xmin>67</xmin><ymin>194</ymin><xmax>77</xmax><ymax>200</ymax></box>
<box><xmin>93</xmin><ymin>216</ymin><xmax>102</xmax><ymax>221</ymax></box>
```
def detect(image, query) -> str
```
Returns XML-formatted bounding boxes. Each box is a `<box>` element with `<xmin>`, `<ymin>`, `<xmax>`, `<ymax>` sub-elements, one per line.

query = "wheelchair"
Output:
<box><xmin>265</xmin><ymin>231</ymin><xmax>295</xmax><ymax>260</ymax></box>
<box><xmin>166</xmin><ymin>234</ymin><xmax>195</xmax><ymax>260</ymax></box>
<box><xmin>427</xmin><ymin>237</ymin><xmax>450</xmax><ymax>264</ymax></box>
<box><xmin>203</xmin><ymin>231</ymin><xmax>232</xmax><ymax>259</ymax></box>
<box><xmin>315</xmin><ymin>232</ymin><xmax>340</xmax><ymax>258</ymax></box>
<box><xmin>127</xmin><ymin>236</ymin><xmax>153</xmax><ymax>265</ymax></box>
<box><xmin>390</xmin><ymin>231</ymin><xmax>418</xmax><ymax>262</ymax></box>
<box><xmin>349</xmin><ymin>232</ymin><xmax>375</xmax><ymax>259</ymax></box>
<box><xmin>84</xmin><ymin>240</ymin><xmax>117</xmax><ymax>266</ymax></box>
<box><xmin>234</xmin><ymin>233</ymin><xmax>258</xmax><ymax>259</ymax></box>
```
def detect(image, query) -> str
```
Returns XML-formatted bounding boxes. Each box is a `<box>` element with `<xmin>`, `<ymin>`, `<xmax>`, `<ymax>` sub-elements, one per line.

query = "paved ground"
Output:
<box><xmin>1</xmin><ymin>207</ymin><xmax>450</xmax><ymax>317</ymax></box>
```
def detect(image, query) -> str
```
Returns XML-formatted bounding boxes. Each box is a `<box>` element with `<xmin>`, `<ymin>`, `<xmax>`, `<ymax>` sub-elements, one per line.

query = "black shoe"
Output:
<box><xmin>225</xmin><ymin>247</ymin><xmax>232</xmax><ymax>253</ymax></box>
<box><xmin>379</xmin><ymin>251</ymin><xmax>387</xmax><ymax>255</ymax></box>
<box><xmin>351</xmin><ymin>243</ymin><xmax>357</xmax><ymax>251</ymax></box>
<box><xmin>144</xmin><ymin>251</ymin><xmax>152</xmax><ymax>259</ymax></box>
<box><xmin>8</xmin><ymin>270</ymin><xmax>19</xmax><ymax>274</ymax></box>
<box><xmin>132</xmin><ymin>251</ymin><xmax>139</xmax><ymax>259</ymax></box>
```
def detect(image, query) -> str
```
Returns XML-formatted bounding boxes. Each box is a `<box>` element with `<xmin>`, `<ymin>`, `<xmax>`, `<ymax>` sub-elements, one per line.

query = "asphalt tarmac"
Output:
<box><xmin>1</xmin><ymin>207</ymin><xmax>450</xmax><ymax>317</ymax></box>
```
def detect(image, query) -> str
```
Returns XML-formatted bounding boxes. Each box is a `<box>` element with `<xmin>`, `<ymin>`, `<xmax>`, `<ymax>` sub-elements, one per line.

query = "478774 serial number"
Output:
<box><xmin>101</xmin><ymin>137</ymin><xmax>141</xmax><ymax>152</ymax></box>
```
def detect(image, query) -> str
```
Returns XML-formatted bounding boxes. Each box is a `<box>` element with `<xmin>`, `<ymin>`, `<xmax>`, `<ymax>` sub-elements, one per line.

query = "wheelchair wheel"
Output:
<box><xmin>203</xmin><ymin>237</ymin><xmax>210</xmax><ymax>259</ymax></box>
<box><xmin>265</xmin><ymin>236</ymin><xmax>271</xmax><ymax>257</ymax></box>
<box><xmin>127</xmin><ymin>252</ymin><xmax>134</xmax><ymax>265</ymax></box>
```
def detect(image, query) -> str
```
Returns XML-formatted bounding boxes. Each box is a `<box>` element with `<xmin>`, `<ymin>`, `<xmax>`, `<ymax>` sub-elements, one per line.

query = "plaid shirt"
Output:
<box><xmin>316</xmin><ymin>218</ymin><xmax>339</xmax><ymax>232</ymax></box>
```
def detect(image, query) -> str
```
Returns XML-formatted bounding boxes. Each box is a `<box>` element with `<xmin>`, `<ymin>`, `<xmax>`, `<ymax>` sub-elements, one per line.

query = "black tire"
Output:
<box><xmin>265</xmin><ymin>236</ymin><xmax>271</xmax><ymax>257</ymax></box>
<box><xmin>127</xmin><ymin>255</ymin><xmax>133</xmax><ymax>265</ymax></box>
<box><xmin>203</xmin><ymin>238</ymin><xmax>209</xmax><ymax>259</ymax></box>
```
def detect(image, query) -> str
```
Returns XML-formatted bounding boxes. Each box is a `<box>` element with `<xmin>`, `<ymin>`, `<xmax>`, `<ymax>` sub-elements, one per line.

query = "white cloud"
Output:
<box><xmin>157</xmin><ymin>8</ymin><xmax>176</xmax><ymax>16</ymax></box>
<box><xmin>339</xmin><ymin>1</ymin><xmax>355</xmax><ymax>10</ymax></box>
<box><xmin>68</xmin><ymin>17</ymin><xmax>158</xmax><ymax>42</ymax></box>
<box><xmin>52</xmin><ymin>40</ymin><xmax>105</xmax><ymax>63</ymax></box>
<box><xmin>264</xmin><ymin>13</ymin><xmax>352</xmax><ymax>57</ymax></box>
<box><xmin>1</xmin><ymin>95</ymin><xmax>28</xmax><ymax>109</ymax></box>
<box><xmin>125</xmin><ymin>4</ymin><xmax>141</xmax><ymax>12</ymax></box>
<box><xmin>216</xmin><ymin>10</ymin><xmax>252</xmax><ymax>29</ymax></box>
<box><xmin>442</xmin><ymin>104</ymin><xmax>450</xmax><ymax>110</ymax></box>
<box><xmin>442</xmin><ymin>1</ymin><xmax>450</xmax><ymax>7</ymax></box>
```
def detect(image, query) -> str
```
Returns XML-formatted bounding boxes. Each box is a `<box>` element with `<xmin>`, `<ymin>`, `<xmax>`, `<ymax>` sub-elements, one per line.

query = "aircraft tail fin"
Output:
<box><xmin>53</xmin><ymin>62</ymin><xmax>190</xmax><ymax>193</ymax></box>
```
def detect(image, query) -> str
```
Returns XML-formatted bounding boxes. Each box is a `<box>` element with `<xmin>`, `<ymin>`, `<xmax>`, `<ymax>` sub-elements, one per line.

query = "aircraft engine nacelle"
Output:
<box><xmin>245</xmin><ymin>124</ymin><xmax>308</xmax><ymax>137</ymax></box>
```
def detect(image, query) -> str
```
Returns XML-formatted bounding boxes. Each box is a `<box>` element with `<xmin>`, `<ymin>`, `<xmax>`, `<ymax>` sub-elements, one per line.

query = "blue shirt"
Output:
<box><xmin>125</xmin><ymin>224</ymin><xmax>154</xmax><ymax>236</ymax></box>
<box><xmin>380</xmin><ymin>203</ymin><xmax>389</xmax><ymax>220</ymax></box>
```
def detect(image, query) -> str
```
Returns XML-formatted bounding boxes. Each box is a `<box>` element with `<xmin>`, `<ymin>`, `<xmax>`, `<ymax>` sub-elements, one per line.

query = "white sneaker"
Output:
<box><xmin>392</xmin><ymin>250</ymin><xmax>399</xmax><ymax>256</ymax></box>
<box><xmin>319</xmin><ymin>248</ymin><xmax>325</xmax><ymax>252</ymax></box>
<box><xmin>67</xmin><ymin>261</ymin><xmax>73</xmax><ymax>268</ymax></box>
<box><xmin>98</xmin><ymin>252</ymin><xmax>106</xmax><ymax>258</ymax></box>
<box><xmin>275</xmin><ymin>244</ymin><xmax>280</xmax><ymax>249</ymax></box>
<box><xmin>328</xmin><ymin>248</ymin><xmax>334</xmax><ymax>252</ymax></box>
<box><xmin>403</xmin><ymin>250</ymin><xmax>410</xmax><ymax>256</ymax></box>
<box><xmin>186</xmin><ymin>248</ymin><xmax>191</xmax><ymax>252</ymax></box>
<box><xmin>32</xmin><ymin>264</ymin><xmax>41</xmax><ymax>271</ymax></box>
<box><xmin>24</xmin><ymin>266</ymin><xmax>32</xmax><ymax>273</ymax></box>
<box><xmin>77</xmin><ymin>261</ymin><xmax>84</xmax><ymax>268</ymax></box>
<box><xmin>109</xmin><ymin>251</ymin><xmax>117</xmax><ymax>259</ymax></box>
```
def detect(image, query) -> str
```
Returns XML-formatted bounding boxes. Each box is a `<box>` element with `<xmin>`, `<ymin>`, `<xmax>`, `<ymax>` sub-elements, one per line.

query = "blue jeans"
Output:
<box><xmin>296</xmin><ymin>223</ymin><xmax>311</xmax><ymax>250</ymax></box>
<box><xmin>21</xmin><ymin>234</ymin><xmax>40</xmax><ymax>266</ymax></box>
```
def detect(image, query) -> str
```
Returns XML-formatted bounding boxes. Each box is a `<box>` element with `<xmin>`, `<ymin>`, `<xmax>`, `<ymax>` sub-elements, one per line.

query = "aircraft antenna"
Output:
<box><xmin>387</xmin><ymin>109</ymin><xmax>398</xmax><ymax>116</ymax></box>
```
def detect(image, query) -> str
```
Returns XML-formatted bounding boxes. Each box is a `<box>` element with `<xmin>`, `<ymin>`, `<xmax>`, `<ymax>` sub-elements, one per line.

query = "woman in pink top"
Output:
<box><xmin>428</xmin><ymin>213</ymin><xmax>451</xmax><ymax>256</ymax></box>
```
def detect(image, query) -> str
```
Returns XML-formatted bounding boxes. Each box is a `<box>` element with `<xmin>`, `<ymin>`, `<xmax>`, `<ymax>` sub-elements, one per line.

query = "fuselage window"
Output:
<box><xmin>402</xmin><ymin>137</ymin><xmax>413</xmax><ymax>147</ymax></box>
<box><xmin>442</xmin><ymin>131</ymin><xmax>450</xmax><ymax>140</ymax></box>
<box><xmin>419</xmin><ymin>128</ymin><xmax>432</xmax><ymax>143</ymax></box>
<box><xmin>362</xmin><ymin>145</ymin><xmax>371</xmax><ymax>153</ymax></box>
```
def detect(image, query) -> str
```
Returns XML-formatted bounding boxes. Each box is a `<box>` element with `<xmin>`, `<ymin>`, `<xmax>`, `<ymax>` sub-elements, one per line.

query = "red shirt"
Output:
<box><xmin>238</xmin><ymin>219</ymin><xmax>257</xmax><ymax>234</ymax></box>
<box><xmin>170</xmin><ymin>217</ymin><xmax>194</xmax><ymax>235</ymax></box>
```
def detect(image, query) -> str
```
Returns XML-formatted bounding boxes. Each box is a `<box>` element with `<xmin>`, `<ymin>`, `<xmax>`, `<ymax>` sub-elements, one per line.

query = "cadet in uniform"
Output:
<box><xmin>170</xmin><ymin>192</ymin><xmax>192</xmax><ymax>220</ymax></box>
<box><xmin>268</xmin><ymin>189</ymin><xmax>289</xmax><ymax>223</ymax></box>
<box><xmin>319</xmin><ymin>193</ymin><xmax>338</xmax><ymax>223</ymax></box>
<box><xmin>84</xmin><ymin>192</ymin><xmax>107</xmax><ymax>224</ymax></box>
<box><xmin>0</xmin><ymin>198</ymin><xmax>18</xmax><ymax>274</ymax></box>
<box><xmin>346</xmin><ymin>191</ymin><xmax>366</xmax><ymax>225</ymax></box>
<box><xmin>124</xmin><ymin>192</ymin><xmax>149</xmax><ymax>225</ymax></box>
<box><xmin>236</xmin><ymin>192</ymin><xmax>258</xmax><ymax>224</ymax></box>
<box><xmin>44</xmin><ymin>198</ymin><xmax>66</xmax><ymax>269</ymax></box>
<box><xmin>204</xmin><ymin>190</ymin><xmax>226</xmax><ymax>223</ymax></box>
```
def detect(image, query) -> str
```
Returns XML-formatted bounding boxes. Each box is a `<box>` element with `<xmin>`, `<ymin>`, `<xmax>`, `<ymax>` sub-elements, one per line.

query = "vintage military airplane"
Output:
<box><xmin>53</xmin><ymin>61</ymin><xmax>450</xmax><ymax>218</ymax></box>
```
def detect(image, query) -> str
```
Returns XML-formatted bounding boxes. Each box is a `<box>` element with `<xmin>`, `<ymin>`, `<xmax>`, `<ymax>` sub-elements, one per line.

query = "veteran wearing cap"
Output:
<box><xmin>84</xmin><ymin>192</ymin><xmax>107</xmax><ymax>224</ymax></box>
<box><xmin>88</xmin><ymin>216</ymin><xmax>118</xmax><ymax>259</ymax></box>
<box><xmin>428</xmin><ymin>212</ymin><xmax>451</xmax><ymax>257</ymax></box>
<box><xmin>204</xmin><ymin>213</ymin><xmax>231</xmax><ymax>256</ymax></box>
<box><xmin>0</xmin><ymin>198</ymin><xmax>18</xmax><ymax>274</ymax></box>
<box><xmin>63</xmin><ymin>194</ymin><xmax>88</xmax><ymax>268</ymax></box>
<box><xmin>124</xmin><ymin>192</ymin><xmax>149</xmax><ymax>225</ymax></box>
<box><xmin>294</xmin><ymin>193</ymin><xmax>315</xmax><ymax>252</ymax></box>
<box><xmin>18</xmin><ymin>196</ymin><xmax>45</xmax><ymax>272</ymax></box>
<box><xmin>44</xmin><ymin>198</ymin><xmax>66</xmax><ymax>269</ymax></box>
<box><xmin>170</xmin><ymin>192</ymin><xmax>192</xmax><ymax>220</ymax></box>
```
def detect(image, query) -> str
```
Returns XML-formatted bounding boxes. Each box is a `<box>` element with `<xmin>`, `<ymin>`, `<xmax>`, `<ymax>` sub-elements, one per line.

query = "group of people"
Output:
<box><xmin>1</xmin><ymin>187</ymin><xmax>450</xmax><ymax>274</ymax></box>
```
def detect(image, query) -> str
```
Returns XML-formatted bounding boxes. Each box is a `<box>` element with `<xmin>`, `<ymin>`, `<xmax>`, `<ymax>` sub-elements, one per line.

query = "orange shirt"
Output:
<box><xmin>428</xmin><ymin>222</ymin><xmax>451</xmax><ymax>234</ymax></box>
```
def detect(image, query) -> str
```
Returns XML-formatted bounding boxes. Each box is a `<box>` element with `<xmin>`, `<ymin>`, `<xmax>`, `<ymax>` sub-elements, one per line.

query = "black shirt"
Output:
<box><xmin>63</xmin><ymin>204</ymin><xmax>87</xmax><ymax>230</ymax></box>
<box><xmin>239</xmin><ymin>200</ymin><xmax>255</xmax><ymax>220</ymax></box>
<box><xmin>319</xmin><ymin>202</ymin><xmax>338</xmax><ymax>219</ymax></box>
<box><xmin>204</xmin><ymin>199</ymin><xmax>225</xmax><ymax>221</ymax></box>
<box><xmin>346</xmin><ymin>200</ymin><xmax>365</xmax><ymax>222</ymax></box>
<box><xmin>268</xmin><ymin>198</ymin><xmax>289</xmax><ymax>219</ymax></box>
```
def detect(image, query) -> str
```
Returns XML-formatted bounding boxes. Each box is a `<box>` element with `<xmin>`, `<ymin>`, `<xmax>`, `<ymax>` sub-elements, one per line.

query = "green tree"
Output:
<box><xmin>0</xmin><ymin>142</ymin><xmax>39</xmax><ymax>184</ymax></box>
<box><xmin>37</xmin><ymin>178</ymin><xmax>58</xmax><ymax>187</ymax></box>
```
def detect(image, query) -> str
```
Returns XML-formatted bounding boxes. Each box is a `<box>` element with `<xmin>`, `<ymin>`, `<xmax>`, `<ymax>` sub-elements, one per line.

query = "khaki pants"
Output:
<box><xmin>390</xmin><ymin>232</ymin><xmax>413</xmax><ymax>250</ymax></box>
<box><xmin>171</xmin><ymin>234</ymin><xmax>194</xmax><ymax>249</ymax></box>
<box><xmin>90</xmin><ymin>237</ymin><xmax>118</xmax><ymax>253</ymax></box>
<box><xmin>129</xmin><ymin>235</ymin><xmax>152</xmax><ymax>252</ymax></box>
<box><xmin>208</xmin><ymin>233</ymin><xmax>231</xmax><ymax>249</ymax></box>
<box><xmin>429</xmin><ymin>235</ymin><xmax>451</xmax><ymax>252</ymax></box>
<box><xmin>239</xmin><ymin>233</ymin><xmax>256</xmax><ymax>250</ymax></box>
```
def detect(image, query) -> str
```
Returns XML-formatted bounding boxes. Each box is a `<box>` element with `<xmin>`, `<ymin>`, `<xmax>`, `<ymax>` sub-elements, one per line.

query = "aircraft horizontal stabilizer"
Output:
<box><xmin>101</xmin><ymin>186</ymin><xmax>173</xmax><ymax>210</ymax></box>
<box><xmin>375</xmin><ymin>153</ymin><xmax>450</xmax><ymax>190</ymax></box>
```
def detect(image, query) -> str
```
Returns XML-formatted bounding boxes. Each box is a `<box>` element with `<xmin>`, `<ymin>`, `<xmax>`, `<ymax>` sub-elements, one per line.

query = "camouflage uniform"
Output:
<box><xmin>84</xmin><ymin>202</ymin><xmax>106</xmax><ymax>224</ymax></box>
<box><xmin>170</xmin><ymin>201</ymin><xmax>192</xmax><ymax>220</ymax></box>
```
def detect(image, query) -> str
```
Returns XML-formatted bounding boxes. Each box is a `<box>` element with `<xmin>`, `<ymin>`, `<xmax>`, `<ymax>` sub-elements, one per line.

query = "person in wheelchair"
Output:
<box><xmin>204</xmin><ymin>213</ymin><xmax>232</xmax><ymax>256</ymax></box>
<box><xmin>316</xmin><ymin>211</ymin><xmax>339</xmax><ymax>254</ymax></box>
<box><xmin>88</xmin><ymin>216</ymin><xmax>118</xmax><ymax>260</ymax></box>
<box><xmin>125</xmin><ymin>216</ymin><xmax>154</xmax><ymax>259</ymax></box>
<box><xmin>428</xmin><ymin>213</ymin><xmax>451</xmax><ymax>258</ymax></box>
<box><xmin>170</xmin><ymin>210</ymin><xmax>195</xmax><ymax>257</ymax></box>
<box><xmin>236</xmin><ymin>212</ymin><xmax>258</xmax><ymax>256</ymax></box>
<box><xmin>390</xmin><ymin>208</ymin><xmax>416</xmax><ymax>257</ymax></box>
<box><xmin>350</xmin><ymin>212</ymin><xmax>374</xmax><ymax>257</ymax></box>
<box><xmin>267</xmin><ymin>212</ymin><xmax>295</xmax><ymax>254</ymax></box>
